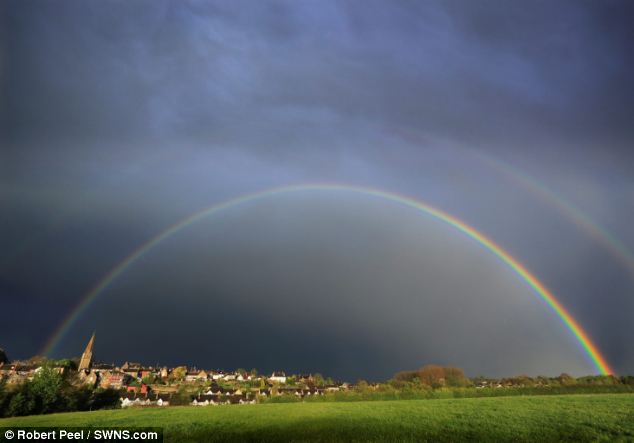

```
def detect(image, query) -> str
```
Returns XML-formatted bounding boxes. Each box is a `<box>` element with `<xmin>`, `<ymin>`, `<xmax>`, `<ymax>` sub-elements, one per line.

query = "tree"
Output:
<box><xmin>418</xmin><ymin>365</ymin><xmax>445</xmax><ymax>388</ymax></box>
<box><xmin>7</xmin><ymin>392</ymin><xmax>33</xmax><ymax>417</ymax></box>
<box><xmin>394</xmin><ymin>371</ymin><xmax>418</xmax><ymax>383</ymax></box>
<box><xmin>3</xmin><ymin>367</ymin><xmax>64</xmax><ymax>417</ymax></box>
<box><xmin>171</xmin><ymin>385</ymin><xmax>193</xmax><ymax>406</ymax></box>
<box><xmin>66</xmin><ymin>385</ymin><xmax>93</xmax><ymax>411</ymax></box>
<box><xmin>509</xmin><ymin>375</ymin><xmax>535</xmax><ymax>387</ymax></box>
<box><xmin>355</xmin><ymin>380</ymin><xmax>370</xmax><ymax>393</ymax></box>
<box><xmin>53</xmin><ymin>359</ymin><xmax>77</xmax><ymax>370</ymax></box>
<box><xmin>312</xmin><ymin>373</ymin><xmax>325</xmax><ymax>387</ymax></box>
<box><xmin>171</xmin><ymin>366</ymin><xmax>187</xmax><ymax>381</ymax></box>
<box><xmin>141</xmin><ymin>374</ymin><xmax>157</xmax><ymax>385</ymax></box>
<box><xmin>0</xmin><ymin>380</ymin><xmax>10</xmax><ymax>417</ymax></box>
<box><xmin>444</xmin><ymin>367</ymin><xmax>470</xmax><ymax>387</ymax></box>
<box><xmin>558</xmin><ymin>373</ymin><xmax>576</xmax><ymax>386</ymax></box>
<box><xmin>0</xmin><ymin>348</ymin><xmax>8</xmax><ymax>364</ymax></box>
<box><xmin>29</xmin><ymin>366</ymin><xmax>65</xmax><ymax>414</ymax></box>
<box><xmin>621</xmin><ymin>376</ymin><xmax>634</xmax><ymax>386</ymax></box>
<box><xmin>91</xmin><ymin>388</ymin><xmax>121</xmax><ymax>410</ymax></box>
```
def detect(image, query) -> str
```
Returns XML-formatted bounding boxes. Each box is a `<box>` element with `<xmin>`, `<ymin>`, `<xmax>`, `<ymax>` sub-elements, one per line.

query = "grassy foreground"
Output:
<box><xmin>2</xmin><ymin>394</ymin><xmax>634</xmax><ymax>442</ymax></box>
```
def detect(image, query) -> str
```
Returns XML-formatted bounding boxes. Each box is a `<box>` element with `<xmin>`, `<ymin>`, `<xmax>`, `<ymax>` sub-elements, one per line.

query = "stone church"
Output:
<box><xmin>79</xmin><ymin>332</ymin><xmax>95</xmax><ymax>371</ymax></box>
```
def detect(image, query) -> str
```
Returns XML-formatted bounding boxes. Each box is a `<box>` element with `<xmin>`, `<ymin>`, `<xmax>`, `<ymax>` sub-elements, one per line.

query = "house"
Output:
<box><xmin>155</xmin><ymin>394</ymin><xmax>170</xmax><ymax>407</ymax></box>
<box><xmin>120</xmin><ymin>392</ymin><xmax>138</xmax><ymax>408</ymax></box>
<box><xmin>239</xmin><ymin>397</ymin><xmax>256</xmax><ymax>405</ymax></box>
<box><xmin>191</xmin><ymin>397</ymin><xmax>209</xmax><ymax>406</ymax></box>
<box><xmin>223</xmin><ymin>394</ymin><xmax>255</xmax><ymax>405</ymax></box>
<box><xmin>120</xmin><ymin>393</ymin><xmax>151</xmax><ymax>408</ymax></box>
<box><xmin>120</xmin><ymin>392</ymin><xmax>171</xmax><ymax>408</ymax></box>
<box><xmin>2</xmin><ymin>364</ymin><xmax>36</xmax><ymax>384</ymax></box>
<box><xmin>211</xmin><ymin>370</ymin><xmax>225</xmax><ymax>380</ymax></box>
<box><xmin>269</xmin><ymin>371</ymin><xmax>287</xmax><ymax>383</ymax></box>
<box><xmin>122</xmin><ymin>368</ymin><xmax>141</xmax><ymax>380</ymax></box>
<box><xmin>120</xmin><ymin>362</ymin><xmax>143</xmax><ymax>380</ymax></box>
<box><xmin>126</xmin><ymin>383</ymin><xmax>149</xmax><ymax>394</ymax></box>
<box><xmin>203</xmin><ymin>386</ymin><xmax>224</xmax><ymax>396</ymax></box>
<box><xmin>185</xmin><ymin>371</ymin><xmax>201</xmax><ymax>382</ymax></box>
<box><xmin>191</xmin><ymin>395</ymin><xmax>218</xmax><ymax>406</ymax></box>
<box><xmin>298</xmin><ymin>374</ymin><xmax>314</xmax><ymax>383</ymax></box>
<box><xmin>304</xmin><ymin>388</ymin><xmax>324</xmax><ymax>397</ymax></box>
<box><xmin>121</xmin><ymin>361</ymin><xmax>143</xmax><ymax>370</ymax></box>
<box><xmin>92</xmin><ymin>363</ymin><xmax>115</xmax><ymax>372</ymax></box>
<box><xmin>99</xmin><ymin>372</ymin><xmax>128</xmax><ymax>389</ymax></box>
<box><xmin>145</xmin><ymin>393</ymin><xmax>170</xmax><ymax>406</ymax></box>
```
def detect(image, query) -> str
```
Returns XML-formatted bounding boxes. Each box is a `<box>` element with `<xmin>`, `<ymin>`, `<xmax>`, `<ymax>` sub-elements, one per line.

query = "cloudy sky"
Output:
<box><xmin>2</xmin><ymin>0</ymin><xmax>633</xmax><ymax>380</ymax></box>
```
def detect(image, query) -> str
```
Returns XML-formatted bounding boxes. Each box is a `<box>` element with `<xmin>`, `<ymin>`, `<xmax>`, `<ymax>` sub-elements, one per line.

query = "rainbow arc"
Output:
<box><xmin>42</xmin><ymin>184</ymin><xmax>614</xmax><ymax>375</ymax></box>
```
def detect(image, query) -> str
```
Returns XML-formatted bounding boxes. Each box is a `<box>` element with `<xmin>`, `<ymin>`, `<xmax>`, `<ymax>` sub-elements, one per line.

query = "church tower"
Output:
<box><xmin>78</xmin><ymin>332</ymin><xmax>95</xmax><ymax>371</ymax></box>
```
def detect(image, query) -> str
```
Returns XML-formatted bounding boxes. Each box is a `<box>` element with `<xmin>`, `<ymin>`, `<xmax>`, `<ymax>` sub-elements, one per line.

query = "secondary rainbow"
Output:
<box><xmin>41</xmin><ymin>183</ymin><xmax>614</xmax><ymax>375</ymax></box>
<box><xmin>475</xmin><ymin>154</ymin><xmax>634</xmax><ymax>278</ymax></box>
<box><xmin>389</xmin><ymin>126</ymin><xmax>634</xmax><ymax>279</ymax></box>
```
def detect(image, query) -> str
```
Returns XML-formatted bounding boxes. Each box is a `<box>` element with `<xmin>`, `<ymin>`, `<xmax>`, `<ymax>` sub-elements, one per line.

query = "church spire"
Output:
<box><xmin>78</xmin><ymin>332</ymin><xmax>95</xmax><ymax>371</ymax></box>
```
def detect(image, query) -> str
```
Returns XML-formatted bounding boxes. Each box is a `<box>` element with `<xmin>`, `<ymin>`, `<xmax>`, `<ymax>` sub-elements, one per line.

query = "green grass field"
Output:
<box><xmin>2</xmin><ymin>394</ymin><xmax>633</xmax><ymax>442</ymax></box>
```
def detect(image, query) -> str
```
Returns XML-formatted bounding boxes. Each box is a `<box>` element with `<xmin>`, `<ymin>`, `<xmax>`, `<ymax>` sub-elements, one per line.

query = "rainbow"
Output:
<box><xmin>476</xmin><ymin>154</ymin><xmax>634</xmax><ymax>278</ymax></box>
<box><xmin>390</xmin><ymin>127</ymin><xmax>634</xmax><ymax>278</ymax></box>
<box><xmin>41</xmin><ymin>184</ymin><xmax>614</xmax><ymax>375</ymax></box>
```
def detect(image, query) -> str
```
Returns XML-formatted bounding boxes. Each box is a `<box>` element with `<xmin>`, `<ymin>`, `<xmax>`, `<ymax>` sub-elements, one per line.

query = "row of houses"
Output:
<box><xmin>182</xmin><ymin>369</ymin><xmax>278</xmax><ymax>383</ymax></box>
<box><xmin>86</xmin><ymin>366</ymin><xmax>289</xmax><ymax>386</ymax></box>
<box><xmin>119</xmin><ymin>387</ymin><xmax>332</xmax><ymax>408</ymax></box>
<box><xmin>119</xmin><ymin>392</ymin><xmax>172</xmax><ymax>408</ymax></box>
<box><xmin>197</xmin><ymin>386</ymin><xmax>331</xmax><ymax>398</ymax></box>
<box><xmin>191</xmin><ymin>395</ymin><xmax>256</xmax><ymax>406</ymax></box>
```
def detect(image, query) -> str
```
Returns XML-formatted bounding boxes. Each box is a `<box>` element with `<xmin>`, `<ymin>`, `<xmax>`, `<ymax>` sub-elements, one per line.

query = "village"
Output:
<box><xmin>3</xmin><ymin>333</ymin><xmax>630</xmax><ymax>415</ymax></box>
<box><xmin>0</xmin><ymin>334</ymin><xmax>351</xmax><ymax>408</ymax></box>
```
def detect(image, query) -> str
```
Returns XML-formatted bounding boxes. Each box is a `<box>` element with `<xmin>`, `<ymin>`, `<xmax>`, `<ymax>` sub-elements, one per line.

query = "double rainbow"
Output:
<box><xmin>42</xmin><ymin>184</ymin><xmax>613</xmax><ymax>375</ymax></box>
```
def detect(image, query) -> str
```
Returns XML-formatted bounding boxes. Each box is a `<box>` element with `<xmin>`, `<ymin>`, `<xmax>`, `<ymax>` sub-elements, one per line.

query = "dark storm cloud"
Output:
<box><xmin>5</xmin><ymin>1</ymin><xmax>633</xmax><ymax>153</ymax></box>
<box><xmin>2</xmin><ymin>0</ymin><xmax>633</xmax><ymax>377</ymax></box>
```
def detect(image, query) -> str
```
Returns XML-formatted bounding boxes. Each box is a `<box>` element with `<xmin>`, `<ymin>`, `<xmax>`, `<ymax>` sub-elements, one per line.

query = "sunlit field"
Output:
<box><xmin>2</xmin><ymin>394</ymin><xmax>633</xmax><ymax>442</ymax></box>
